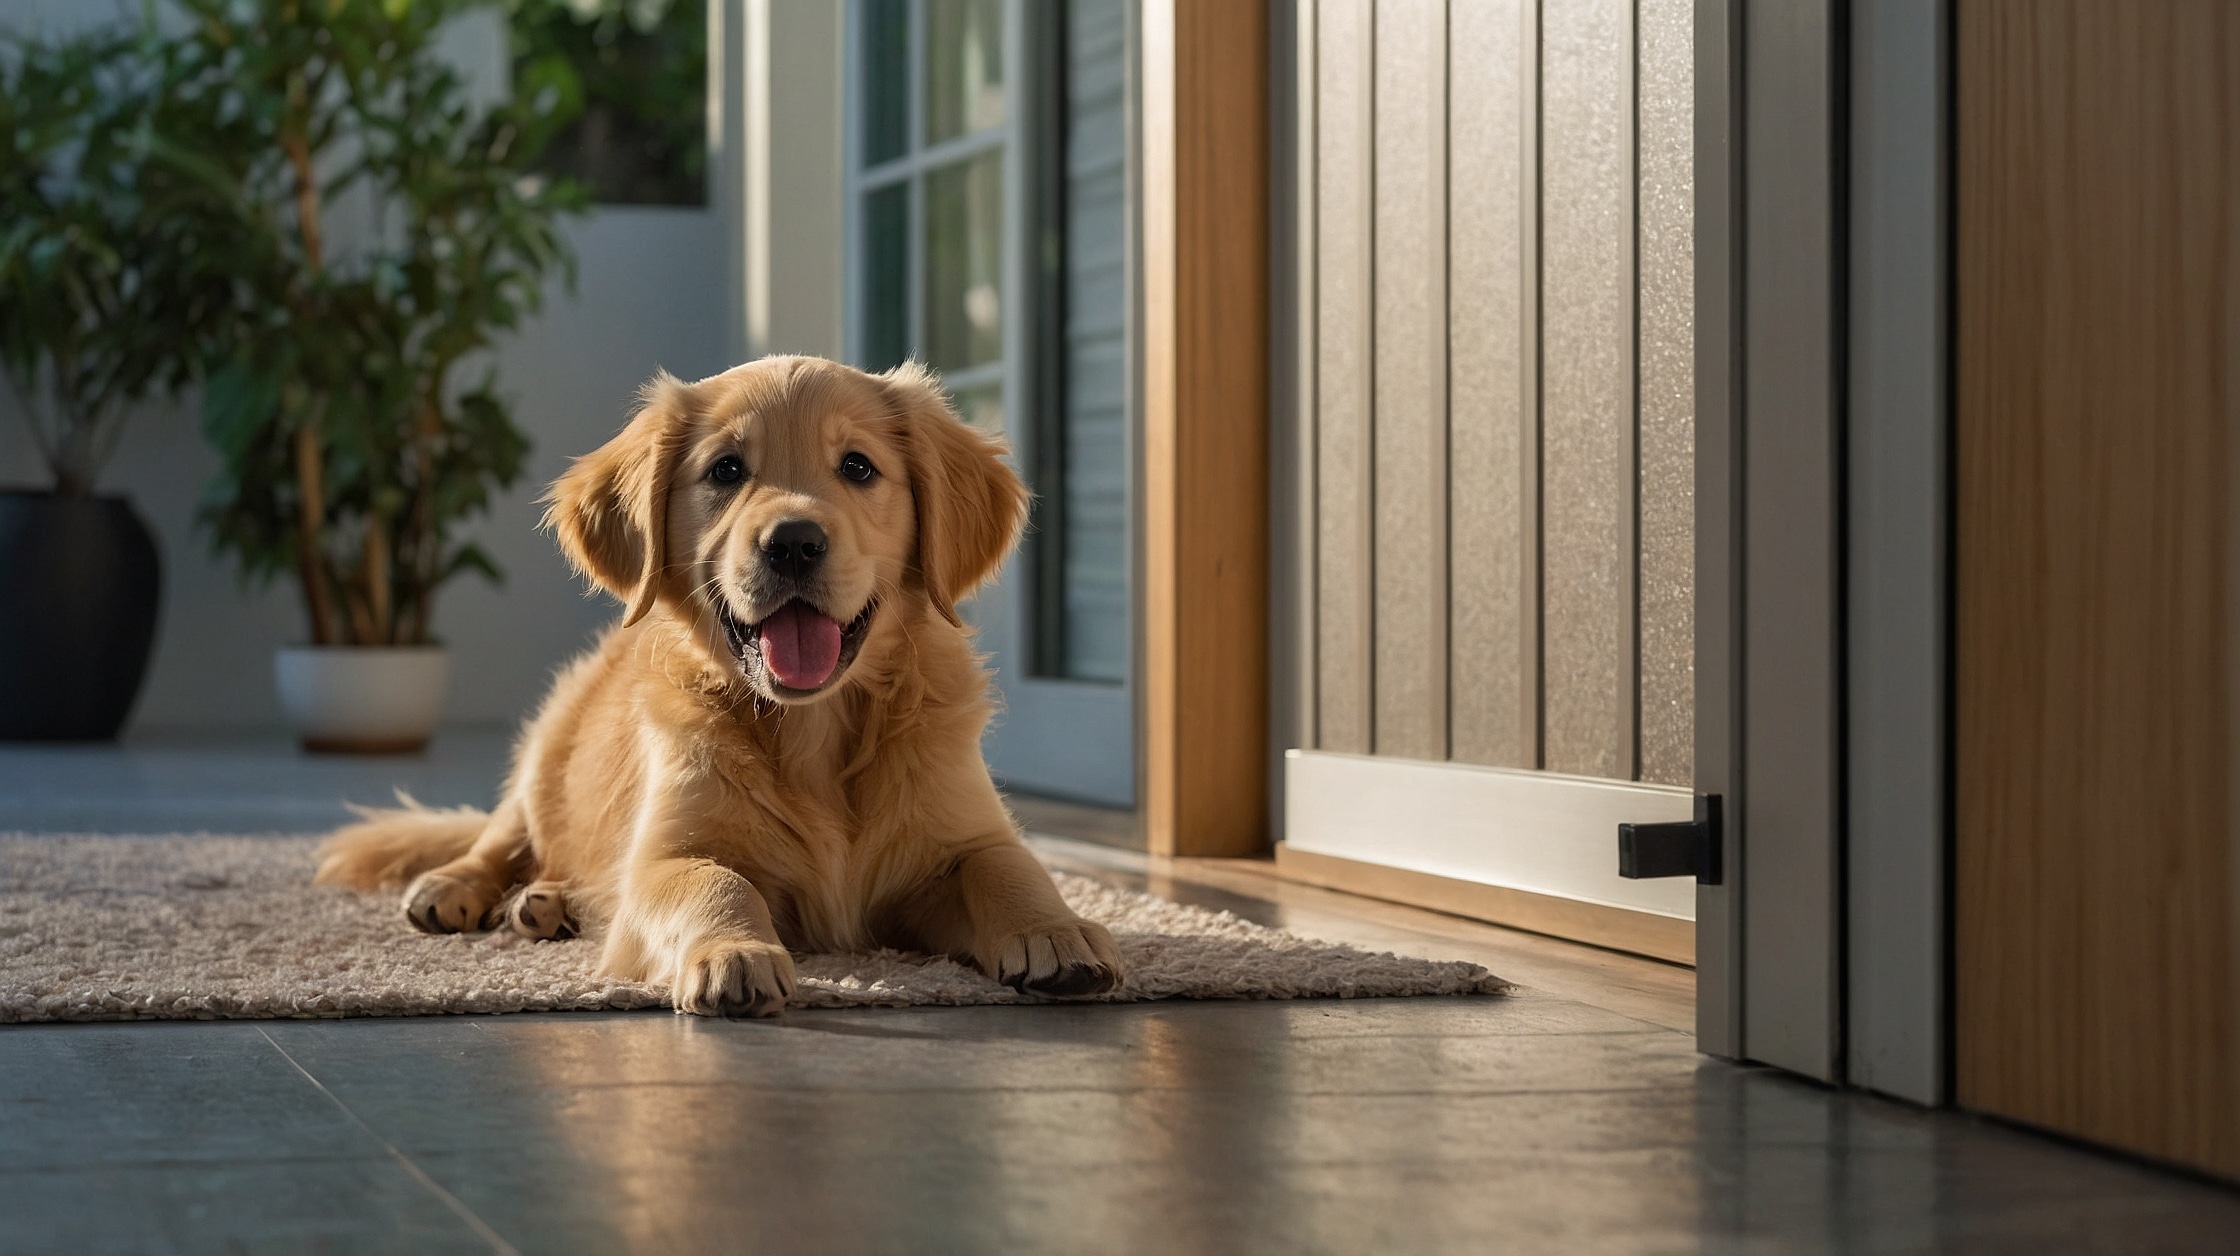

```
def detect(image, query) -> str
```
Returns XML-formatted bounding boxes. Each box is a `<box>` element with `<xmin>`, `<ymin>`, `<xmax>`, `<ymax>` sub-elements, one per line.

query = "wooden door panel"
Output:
<box><xmin>1956</xmin><ymin>0</ymin><xmax>2239</xmax><ymax>1179</ymax></box>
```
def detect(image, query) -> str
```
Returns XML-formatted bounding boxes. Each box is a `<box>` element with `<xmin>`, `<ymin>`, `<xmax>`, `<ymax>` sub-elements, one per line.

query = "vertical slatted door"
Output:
<box><xmin>1278</xmin><ymin>0</ymin><xmax>1700</xmax><ymax>965</ymax></box>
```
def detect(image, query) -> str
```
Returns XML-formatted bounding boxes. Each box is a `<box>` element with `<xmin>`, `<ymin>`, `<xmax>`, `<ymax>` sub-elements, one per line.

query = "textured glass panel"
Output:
<box><xmin>1058</xmin><ymin>0</ymin><xmax>1129</xmax><ymax>684</ymax></box>
<box><xmin>1447</xmin><ymin>0</ymin><xmax>1535</xmax><ymax>769</ymax></box>
<box><xmin>926</xmin><ymin>0</ymin><xmax>1007</xmax><ymax>144</ymax></box>
<box><xmin>1636</xmin><ymin>0</ymin><xmax>1695</xmax><ymax>786</ymax></box>
<box><xmin>952</xmin><ymin>380</ymin><xmax>1004</xmax><ymax>435</ymax></box>
<box><xmin>923</xmin><ymin>149</ymin><xmax>1005</xmax><ymax>372</ymax></box>
<box><xmin>862</xmin><ymin>182</ymin><xmax>910</xmax><ymax>371</ymax></box>
<box><xmin>1370</xmin><ymin>0</ymin><xmax>1448</xmax><ymax>763</ymax></box>
<box><xmin>862</xmin><ymin>0</ymin><xmax>910</xmax><ymax>166</ymax></box>
<box><xmin>1314</xmin><ymin>0</ymin><xmax>1374</xmax><ymax>754</ymax></box>
<box><xmin>1539</xmin><ymin>0</ymin><xmax>1636</xmax><ymax>780</ymax></box>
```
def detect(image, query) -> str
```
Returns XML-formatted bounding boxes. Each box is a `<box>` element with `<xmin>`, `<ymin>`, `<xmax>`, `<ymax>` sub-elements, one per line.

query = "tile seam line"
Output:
<box><xmin>256</xmin><ymin>1026</ymin><xmax>523</xmax><ymax>1256</ymax></box>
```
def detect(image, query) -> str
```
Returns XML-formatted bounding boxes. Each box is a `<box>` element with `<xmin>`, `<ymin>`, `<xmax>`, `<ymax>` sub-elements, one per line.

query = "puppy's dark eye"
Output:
<box><xmin>839</xmin><ymin>451</ymin><xmax>876</xmax><ymax>484</ymax></box>
<box><xmin>708</xmin><ymin>455</ymin><xmax>744</xmax><ymax>485</ymax></box>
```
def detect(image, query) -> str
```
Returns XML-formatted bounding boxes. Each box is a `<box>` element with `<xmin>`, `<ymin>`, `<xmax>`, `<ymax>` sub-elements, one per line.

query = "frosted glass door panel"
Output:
<box><xmin>1446</xmin><ymin>0</ymin><xmax>1536</xmax><ymax>770</ymax></box>
<box><xmin>1370</xmin><ymin>0</ymin><xmax>1449</xmax><ymax>764</ymax></box>
<box><xmin>1313</xmin><ymin>0</ymin><xmax>1374</xmax><ymax>756</ymax></box>
<box><xmin>1539</xmin><ymin>0</ymin><xmax>1636</xmax><ymax>781</ymax></box>
<box><xmin>1635</xmin><ymin>0</ymin><xmax>1697</xmax><ymax>786</ymax></box>
<box><xmin>1300</xmin><ymin>0</ymin><xmax>1693</xmax><ymax>789</ymax></box>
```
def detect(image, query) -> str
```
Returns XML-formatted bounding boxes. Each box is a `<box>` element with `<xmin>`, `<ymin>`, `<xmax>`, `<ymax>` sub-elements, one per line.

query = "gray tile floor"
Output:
<box><xmin>0</xmin><ymin>727</ymin><xmax>516</xmax><ymax>835</ymax></box>
<box><xmin>5</xmin><ymin>733</ymin><xmax>2240</xmax><ymax>1254</ymax></box>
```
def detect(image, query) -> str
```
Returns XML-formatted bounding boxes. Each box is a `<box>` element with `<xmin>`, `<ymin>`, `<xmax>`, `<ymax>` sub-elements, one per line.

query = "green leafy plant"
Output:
<box><xmin>175</xmin><ymin>0</ymin><xmax>589</xmax><ymax>647</ymax></box>
<box><xmin>510</xmin><ymin>0</ymin><xmax>705</xmax><ymax>206</ymax></box>
<box><xmin>0</xmin><ymin>27</ymin><xmax>237</xmax><ymax>496</ymax></box>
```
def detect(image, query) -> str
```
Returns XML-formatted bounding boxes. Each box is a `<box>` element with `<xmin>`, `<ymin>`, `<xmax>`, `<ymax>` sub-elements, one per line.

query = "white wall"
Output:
<box><xmin>718</xmin><ymin>0</ymin><xmax>846</xmax><ymax>361</ymax></box>
<box><xmin>0</xmin><ymin>1</ymin><xmax>732</xmax><ymax>730</ymax></box>
<box><xmin>433</xmin><ymin>208</ymin><xmax>730</xmax><ymax>726</ymax></box>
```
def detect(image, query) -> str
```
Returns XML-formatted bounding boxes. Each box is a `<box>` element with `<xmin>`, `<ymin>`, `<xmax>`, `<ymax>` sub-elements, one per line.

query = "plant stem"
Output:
<box><xmin>343</xmin><ymin>577</ymin><xmax>376</xmax><ymax>645</ymax></box>
<box><xmin>282</xmin><ymin>68</ymin><xmax>337</xmax><ymax>645</ymax></box>
<box><xmin>281</xmin><ymin>78</ymin><xmax>325</xmax><ymax>273</ymax></box>
<box><xmin>4</xmin><ymin>369</ymin><xmax>65</xmax><ymax>493</ymax></box>
<box><xmin>54</xmin><ymin>394</ymin><xmax>101</xmax><ymax>497</ymax></box>
<box><xmin>293</xmin><ymin>423</ymin><xmax>337</xmax><ymax>645</ymax></box>
<box><xmin>45</xmin><ymin>341</ymin><xmax>102</xmax><ymax>496</ymax></box>
<box><xmin>408</xmin><ymin>391</ymin><xmax>440</xmax><ymax>644</ymax></box>
<box><xmin>364</xmin><ymin>513</ymin><xmax>392</xmax><ymax>645</ymax></box>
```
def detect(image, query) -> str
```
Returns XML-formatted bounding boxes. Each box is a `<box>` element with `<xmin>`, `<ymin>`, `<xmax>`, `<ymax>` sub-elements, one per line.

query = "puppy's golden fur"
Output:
<box><xmin>315</xmin><ymin>357</ymin><xmax>1124</xmax><ymax>1016</ymax></box>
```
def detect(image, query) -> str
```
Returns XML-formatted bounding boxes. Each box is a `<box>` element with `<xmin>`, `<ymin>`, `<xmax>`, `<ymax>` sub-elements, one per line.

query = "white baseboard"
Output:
<box><xmin>1283</xmin><ymin>749</ymin><xmax>1698</xmax><ymax>922</ymax></box>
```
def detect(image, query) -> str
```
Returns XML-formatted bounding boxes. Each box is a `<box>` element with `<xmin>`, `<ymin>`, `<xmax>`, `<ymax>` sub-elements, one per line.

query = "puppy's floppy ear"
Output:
<box><xmin>543</xmin><ymin>372</ymin><xmax>692</xmax><ymax>627</ymax></box>
<box><xmin>883</xmin><ymin>362</ymin><xmax>1029</xmax><ymax>626</ymax></box>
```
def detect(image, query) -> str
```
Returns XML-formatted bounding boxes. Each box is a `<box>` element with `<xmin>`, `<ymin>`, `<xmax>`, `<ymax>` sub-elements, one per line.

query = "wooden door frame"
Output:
<box><xmin>1139</xmin><ymin>0</ymin><xmax>1272</xmax><ymax>857</ymax></box>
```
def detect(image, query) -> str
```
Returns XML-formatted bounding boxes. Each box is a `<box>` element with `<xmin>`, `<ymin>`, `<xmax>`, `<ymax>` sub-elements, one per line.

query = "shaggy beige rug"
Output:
<box><xmin>0</xmin><ymin>834</ymin><xmax>1510</xmax><ymax>1022</ymax></box>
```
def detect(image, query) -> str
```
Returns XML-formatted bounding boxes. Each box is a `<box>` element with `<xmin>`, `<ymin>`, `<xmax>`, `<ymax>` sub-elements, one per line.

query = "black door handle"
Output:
<box><xmin>1617</xmin><ymin>794</ymin><xmax>1723</xmax><ymax>885</ymax></box>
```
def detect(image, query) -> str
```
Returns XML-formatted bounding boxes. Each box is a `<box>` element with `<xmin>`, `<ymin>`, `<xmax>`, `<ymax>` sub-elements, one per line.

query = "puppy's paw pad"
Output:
<box><xmin>992</xmin><ymin>920</ymin><xmax>1125</xmax><ymax>998</ymax></box>
<box><xmin>674</xmin><ymin>940</ymin><xmax>797</xmax><ymax>1018</ymax></box>
<box><xmin>402</xmin><ymin>873</ymin><xmax>493</xmax><ymax>935</ymax></box>
<box><xmin>504</xmin><ymin>884</ymin><xmax>576</xmax><ymax>941</ymax></box>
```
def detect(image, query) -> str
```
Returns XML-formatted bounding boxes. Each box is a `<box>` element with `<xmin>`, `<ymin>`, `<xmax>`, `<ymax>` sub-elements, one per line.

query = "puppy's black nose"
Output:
<box><xmin>761</xmin><ymin>519</ymin><xmax>828</xmax><ymax>580</ymax></box>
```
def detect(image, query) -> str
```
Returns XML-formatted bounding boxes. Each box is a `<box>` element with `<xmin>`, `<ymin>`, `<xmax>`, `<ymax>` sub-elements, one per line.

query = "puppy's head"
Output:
<box><xmin>545</xmin><ymin>356</ymin><xmax>1026</xmax><ymax>703</ymax></box>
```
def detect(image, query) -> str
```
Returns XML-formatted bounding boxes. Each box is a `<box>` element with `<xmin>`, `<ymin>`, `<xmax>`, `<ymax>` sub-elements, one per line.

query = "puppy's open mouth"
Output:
<box><xmin>717</xmin><ymin>597</ymin><xmax>876</xmax><ymax>695</ymax></box>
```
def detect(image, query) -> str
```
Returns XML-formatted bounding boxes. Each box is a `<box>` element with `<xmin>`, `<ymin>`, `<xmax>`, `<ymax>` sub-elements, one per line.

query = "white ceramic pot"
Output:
<box><xmin>274</xmin><ymin>645</ymin><xmax>450</xmax><ymax>754</ymax></box>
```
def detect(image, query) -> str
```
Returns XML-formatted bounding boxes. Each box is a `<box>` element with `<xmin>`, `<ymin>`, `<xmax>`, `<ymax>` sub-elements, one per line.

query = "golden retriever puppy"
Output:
<box><xmin>314</xmin><ymin>356</ymin><xmax>1125</xmax><ymax>1016</ymax></box>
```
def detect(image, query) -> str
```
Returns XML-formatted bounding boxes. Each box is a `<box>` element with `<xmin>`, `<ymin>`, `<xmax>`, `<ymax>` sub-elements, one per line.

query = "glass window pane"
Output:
<box><xmin>925</xmin><ymin>0</ymin><xmax>1006</xmax><ymax>144</ymax></box>
<box><xmin>862</xmin><ymin>182</ymin><xmax>910</xmax><ymax>371</ymax></box>
<box><xmin>1062</xmin><ymin>0</ymin><xmax>1128</xmax><ymax>683</ymax></box>
<box><xmin>923</xmin><ymin>150</ymin><xmax>1004</xmax><ymax>371</ymax></box>
<box><xmin>1030</xmin><ymin>0</ymin><xmax>1127</xmax><ymax>684</ymax></box>
<box><xmin>952</xmin><ymin>381</ymin><xmax>1004</xmax><ymax>436</ymax></box>
<box><xmin>861</xmin><ymin>0</ymin><xmax>910</xmax><ymax>166</ymax></box>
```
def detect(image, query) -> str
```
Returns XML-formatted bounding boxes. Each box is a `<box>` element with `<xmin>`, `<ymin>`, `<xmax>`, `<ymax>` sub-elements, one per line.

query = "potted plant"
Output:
<box><xmin>0</xmin><ymin>29</ymin><xmax>236</xmax><ymax>740</ymax></box>
<box><xmin>175</xmin><ymin>0</ymin><xmax>585</xmax><ymax>753</ymax></box>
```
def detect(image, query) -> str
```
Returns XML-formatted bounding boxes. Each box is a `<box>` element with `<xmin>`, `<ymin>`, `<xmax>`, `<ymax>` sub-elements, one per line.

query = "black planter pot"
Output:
<box><xmin>0</xmin><ymin>490</ymin><xmax>162</xmax><ymax>740</ymax></box>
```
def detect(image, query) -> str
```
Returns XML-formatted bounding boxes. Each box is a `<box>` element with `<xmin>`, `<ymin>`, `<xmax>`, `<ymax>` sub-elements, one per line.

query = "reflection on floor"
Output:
<box><xmin>4</xmin><ymin>731</ymin><xmax>2239</xmax><ymax>1253</ymax></box>
<box><xmin>1004</xmin><ymin>790</ymin><xmax>1143</xmax><ymax>851</ymax></box>
<box><xmin>0</xmin><ymin>726</ymin><xmax>517</xmax><ymax>835</ymax></box>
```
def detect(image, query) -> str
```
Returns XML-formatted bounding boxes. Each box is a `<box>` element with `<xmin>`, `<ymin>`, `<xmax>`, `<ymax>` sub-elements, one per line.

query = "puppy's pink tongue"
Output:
<box><xmin>758</xmin><ymin>601</ymin><xmax>843</xmax><ymax>690</ymax></box>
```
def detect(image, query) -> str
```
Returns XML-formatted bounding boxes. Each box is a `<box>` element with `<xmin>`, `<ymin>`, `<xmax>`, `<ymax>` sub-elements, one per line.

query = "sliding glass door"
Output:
<box><xmin>845</xmin><ymin>0</ymin><xmax>1135</xmax><ymax>807</ymax></box>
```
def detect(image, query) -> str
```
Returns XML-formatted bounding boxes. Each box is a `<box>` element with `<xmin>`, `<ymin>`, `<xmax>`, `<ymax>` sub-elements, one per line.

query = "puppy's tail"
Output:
<box><xmin>313</xmin><ymin>792</ymin><xmax>488</xmax><ymax>891</ymax></box>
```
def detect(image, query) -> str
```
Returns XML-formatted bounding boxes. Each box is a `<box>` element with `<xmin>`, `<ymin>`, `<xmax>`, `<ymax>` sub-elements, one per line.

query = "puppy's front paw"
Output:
<box><xmin>402</xmin><ymin>872</ymin><xmax>495</xmax><ymax>935</ymax></box>
<box><xmin>498</xmin><ymin>881</ymin><xmax>576</xmax><ymax>940</ymax></box>
<box><xmin>985</xmin><ymin>919</ymin><xmax>1124</xmax><ymax>998</ymax></box>
<box><xmin>674</xmin><ymin>938</ymin><xmax>796</xmax><ymax>1018</ymax></box>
